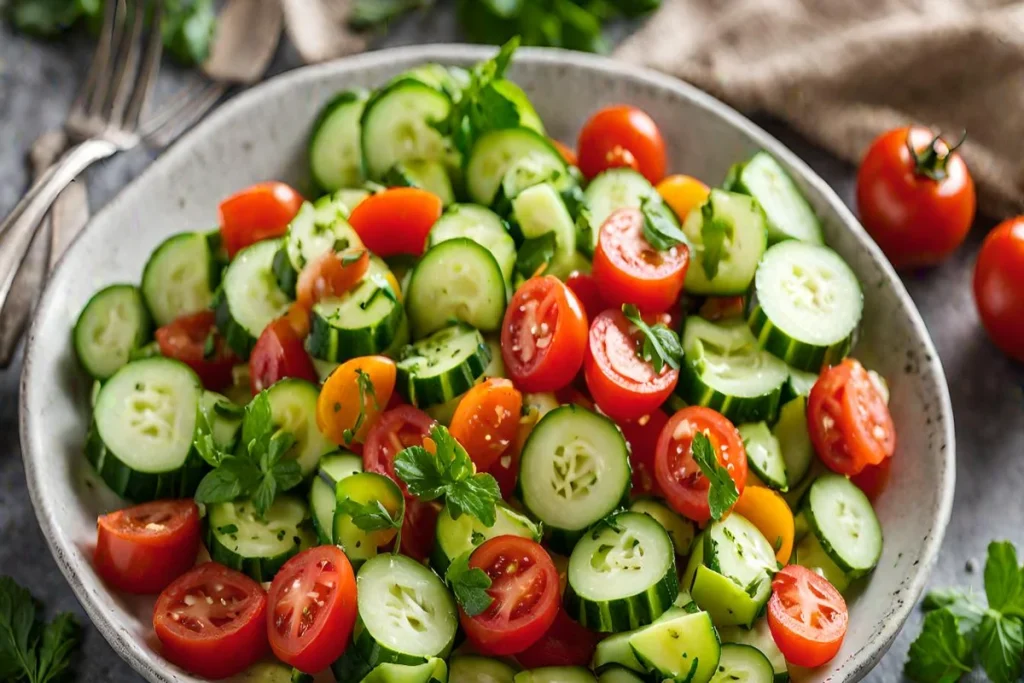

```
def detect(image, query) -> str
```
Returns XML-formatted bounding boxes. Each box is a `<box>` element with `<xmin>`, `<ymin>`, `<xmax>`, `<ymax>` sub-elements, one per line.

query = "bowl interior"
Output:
<box><xmin>21</xmin><ymin>45</ymin><xmax>953</xmax><ymax>683</ymax></box>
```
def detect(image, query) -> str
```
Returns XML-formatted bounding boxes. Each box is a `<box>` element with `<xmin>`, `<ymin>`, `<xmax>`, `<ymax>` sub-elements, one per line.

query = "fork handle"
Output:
<box><xmin>0</xmin><ymin>138</ymin><xmax>117</xmax><ymax>314</ymax></box>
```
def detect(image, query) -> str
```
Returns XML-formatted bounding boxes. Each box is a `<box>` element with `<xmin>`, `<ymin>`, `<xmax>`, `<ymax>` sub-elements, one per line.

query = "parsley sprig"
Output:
<box><xmin>343</xmin><ymin>370</ymin><xmax>379</xmax><ymax>445</ymax></box>
<box><xmin>622</xmin><ymin>304</ymin><xmax>684</xmax><ymax>373</ymax></box>
<box><xmin>515</xmin><ymin>232</ymin><xmax>557</xmax><ymax>279</ymax></box>
<box><xmin>906</xmin><ymin>541</ymin><xmax>1024</xmax><ymax>683</ymax></box>
<box><xmin>640</xmin><ymin>196</ymin><xmax>689</xmax><ymax>252</ymax></box>
<box><xmin>690</xmin><ymin>431</ymin><xmax>739</xmax><ymax>521</ymax></box>
<box><xmin>394</xmin><ymin>425</ymin><xmax>502</xmax><ymax>526</ymax></box>
<box><xmin>337</xmin><ymin>497</ymin><xmax>405</xmax><ymax>555</ymax></box>
<box><xmin>445</xmin><ymin>552</ymin><xmax>494</xmax><ymax>617</ymax></box>
<box><xmin>699</xmin><ymin>199</ymin><xmax>731</xmax><ymax>280</ymax></box>
<box><xmin>0</xmin><ymin>577</ymin><xmax>81</xmax><ymax>683</ymax></box>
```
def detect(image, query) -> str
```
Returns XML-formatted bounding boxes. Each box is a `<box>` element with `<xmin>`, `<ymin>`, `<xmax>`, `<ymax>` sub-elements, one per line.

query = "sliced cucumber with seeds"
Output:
<box><xmin>385</xmin><ymin>160</ymin><xmax>455</xmax><ymax>206</ymax></box>
<box><xmin>396</xmin><ymin>324</ymin><xmax>491</xmax><ymax>407</ymax></box>
<box><xmin>424</xmin><ymin>337</ymin><xmax>506</xmax><ymax>425</ymax></box>
<box><xmin>74</xmin><ymin>284</ymin><xmax>151</xmax><ymax>380</ymax></box>
<box><xmin>578</xmin><ymin>168</ymin><xmax>678</xmax><ymax>257</ymax></box>
<box><xmin>201</xmin><ymin>390</ymin><xmax>242</xmax><ymax>451</ymax></box>
<box><xmin>142</xmin><ymin>231</ymin><xmax>220</xmax><ymax>326</ymax></box>
<box><xmin>683</xmin><ymin>189</ymin><xmax>768</xmax><ymax>296</ymax></box>
<box><xmin>494</xmin><ymin>151</ymin><xmax>583</xmax><ymax>225</ymax></box>
<box><xmin>432</xmin><ymin>502</ymin><xmax>542</xmax><ymax>575</ymax></box>
<box><xmin>709</xmin><ymin>643</ymin><xmax>776</xmax><ymax>683</ymax></box>
<box><xmin>514</xmin><ymin>668</ymin><xmax>595</xmax><ymax>683</ymax></box>
<box><xmin>719</xmin><ymin>618</ymin><xmax>790</xmax><ymax>682</ymax></box>
<box><xmin>428</xmin><ymin>204</ymin><xmax>516</xmax><ymax>288</ymax></box>
<box><xmin>566</xmin><ymin>511</ymin><xmax>679</xmax><ymax>632</ymax></box>
<box><xmin>333</xmin><ymin>472</ymin><xmax>405</xmax><ymax>566</ymax></box>
<box><xmin>309</xmin><ymin>450</ymin><xmax>363</xmax><ymax>544</ymax></box>
<box><xmin>309</xmin><ymin>89</ymin><xmax>368</xmax><ymax>192</ymax></box>
<box><xmin>406</xmin><ymin>239</ymin><xmax>507</xmax><ymax>339</ymax></box>
<box><xmin>449</xmin><ymin>655</ymin><xmax>517</xmax><ymax>683</ymax></box>
<box><xmin>805</xmin><ymin>473</ymin><xmax>882</xmax><ymax>577</ymax></box>
<box><xmin>513</xmin><ymin>182</ymin><xmax>577</xmax><ymax>278</ymax></box>
<box><xmin>782</xmin><ymin>366</ymin><xmax>819</xmax><ymax>402</ymax></box>
<box><xmin>273</xmin><ymin>199</ymin><xmax>364</xmax><ymax>296</ymax></box>
<box><xmin>793</xmin><ymin>531</ymin><xmax>850</xmax><ymax>593</ymax></box>
<box><xmin>205</xmin><ymin>495</ymin><xmax>315</xmax><ymax>582</ymax></box>
<box><xmin>591</xmin><ymin>597</ymin><xmax>697</xmax><ymax>675</ymax></box>
<box><xmin>308</xmin><ymin>257</ymin><xmax>404</xmax><ymax>362</ymax></box>
<box><xmin>360</xmin><ymin>658</ymin><xmax>448</xmax><ymax>683</ymax></box>
<box><xmin>492</xmin><ymin>79</ymin><xmax>545</xmax><ymax>135</ymax></box>
<box><xmin>596</xmin><ymin>666</ymin><xmax>645</xmax><ymax>683</ymax></box>
<box><xmin>628</xmin><ymin>611</ymin><xmax>721</xmax><ymax>683</ymax></box>
<box><xmin>518</xmin><ymin>405</ymin><xmax>631</xmax><ymax>551</ymax></box>
<box><xmin>679</xmin><ymin>317</ymin><xmax>788</xmax><ymax>424</ymax></box>
<box><xmin>86</xmin><ymin>358</ymin><xmax>206</xmax><ymax>502</ymax></box>
<box><xmin>773</xmin><ymin>397</ymin><xmax>813</xmax><ymax>488</ymax></box>
<box><xmin>629</xmin><ymin>497</ymin><xmax>696</xmax><ymax>556</ymax></box>
<box><xmin>265</xmin><ymin>378</ymin><xmax>336</xmax><ymax>477</ymax></box>
<box><xmin>738</xmin><ymin>422</ymin><xmax>788</xmax><ymax>491</ymax></box>
<box><xmin>215</xmin><ymin>238</ymin><xmax>291</xmax><ymax>359</ymax></box>
<box><xmin>749</xmin><ymin>241</ymin><xmax>862</xmax><ymax>372</ymax></box>
<box><xmin>466</xmin><ymin>127</ymin><xmax>568</xmax><ymax>206</ymax></box>
<box><xmin>335</xmin><ymin>187</ymin><xmax>372</xmax><ymax>216</ymax></box>
<box><xmin>730</xmin><ymin>152</ymin><xmax>823</xmax><ymax>245</ymax></box>
<box><xmin>361</xmin><ymin>79</ymin><xmax>455</xmax><ymax>181</ymax></box>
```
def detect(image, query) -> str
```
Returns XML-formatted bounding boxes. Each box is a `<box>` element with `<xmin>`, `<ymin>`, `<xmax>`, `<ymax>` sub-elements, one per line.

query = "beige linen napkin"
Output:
<box><xmin>614</xmin><ymin>0</ymin><xmax>1024</xmax><ymax>217</ymax></box>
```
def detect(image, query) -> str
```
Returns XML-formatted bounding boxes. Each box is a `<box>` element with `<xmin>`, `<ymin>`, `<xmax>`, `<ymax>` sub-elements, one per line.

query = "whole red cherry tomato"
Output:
<box><xmin>973</xmin><ymin>217</ymin><xmax>1024</xmax><ymax>362</ymax></box>
<box><xmin>577</xmin><ymin>105</ymin><xmax>667</xmax><ymax>184</ymax></box>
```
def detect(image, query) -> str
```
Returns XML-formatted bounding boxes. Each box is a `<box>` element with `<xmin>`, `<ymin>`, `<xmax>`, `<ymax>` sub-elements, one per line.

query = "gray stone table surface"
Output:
<box><xmin>1</xmin><ymin>8</ymin><xmax>1022</xmax><ymax>683</ymax></box>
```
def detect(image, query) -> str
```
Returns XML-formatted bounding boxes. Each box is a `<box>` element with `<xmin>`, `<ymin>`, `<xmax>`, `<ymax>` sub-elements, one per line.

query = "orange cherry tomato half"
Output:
<box><xmin>296</xmin><ymin>249</ymin><xmax>370</xmax><ymax>310</ymax></box>
<box><xmin>267</xmin><ymin>546</ymin><xmax>357</xmax><ymax>673</ymax></box>
<box><xmin>656</xmin><ymin>174</ymin><xmax>710</xmax><ymax>221</ymax></box>
<box><xmin>973</xmin><ymin>217</ymin><xmax>1024</xmax><ymax>362</ymax></box>
<box><xmin>363</xmin><ymin>405</ymin><xmax>436</xmax><ymax>498</ymax></box>
<box><xmin>592</xmin><ymin>208</ymin><xmax>689</xmax><ymax>314</ymax></box>
<box><xmin>347</xmin><ymin>187</ymin><xmax>443</xmax><ymax>258</ymax></box>
<box><xmin>808</xmin><ymin>359</ymin><xmax>895</xmax><ymax>476</ymax></box>
<box><xmin>250</xmin><ymin>318</ymin><xmax>318</xmax><ymax>395</ymax></box>
<box><xmin>219</xmin><ymin>181</ymin><xmax>304</xmax><ymax>258</ymax></box>
<box><xmin>460</xmin><ymin>536</ymin><xmax>561</xmax><ymax>656</ymax></box>
<box><xmin>768</xmin><ymin>565</ymin><xmax>848</xmax><ymax>668</ymax></box>
<box><xmin>654</xmin><ymin>406</ymin><xmax>747</xmax><ymax>524</ymax></box>
<box><xmin>449</xmin><ymin>378</ymin><xmax>523</xmax><ymax>473</ymax></box>
<box><xmin>577</xmin><ymin>105</ymin><xmax>667</xmax><ymax>184</ymax></box>
<box><xmin>153</xmin><ymin>563</ymin><xmax>268</xmax><ymax>679</ymax></box>
<box><xmin>155</xmin><ymin>310</ymin><xmax>238</xmax><ymax>390</ymax></box>
<box><xmin>501</xmin><ymin>276</ymin><xmax>588</xmax><ymax>393</ymax></box>
<box><xmin>316</xmin><ymin>356</ymin><xmax>397</xmax><ymax>446</ymax></box>
<box><xmin>95</xmin><ymin>500</ymin><xmax>201</xmax><ymax>594</ymax></box>
<box><xmin>584</xmin><ymin>309</ymin><xmax>678</xmax><ymax>421</ymax></box>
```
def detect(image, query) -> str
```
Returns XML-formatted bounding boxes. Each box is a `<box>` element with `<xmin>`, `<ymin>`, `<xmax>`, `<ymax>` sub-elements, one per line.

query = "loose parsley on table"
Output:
<box><xmin>622</xmin><ymin>303</ymin><xmax>684</xmax><ymax>373</ymax></box>
<box><xmin>690</xmin><ymin>431</ymin><xmax>739</xmax><ymax>521</ymax></box>
<box><xmin>0</xmin><ymin>576</ymin><xmax>81</xmax><ymax>683</ymax></box>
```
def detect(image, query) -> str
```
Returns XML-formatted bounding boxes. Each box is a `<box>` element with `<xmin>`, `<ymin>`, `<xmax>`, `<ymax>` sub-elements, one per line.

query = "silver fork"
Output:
<box><xmin>0</xmin><ymin>0</ymin><xmax>163</xmax><ymax>314</ymax></box>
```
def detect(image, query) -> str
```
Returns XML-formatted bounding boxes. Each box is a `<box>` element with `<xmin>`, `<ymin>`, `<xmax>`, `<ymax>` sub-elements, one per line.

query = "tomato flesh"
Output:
<box><xmin>249</xmin><ymin>318</ymin><xmax>317</xmax><ymax>395</ymax></box>
<box><xmin>515</xmin><ymin>608</ymin><xmax>601</xmax><ymax>669</ymax></box>
<box><xmin>399</xmin><ymin>499</ymin><xmax>442</xmax><ymax>562</ymax></box>
<box><xmin>619</xmin><ymin>409</ymin><xmax>669</xmax><ymax>497</ymax></box>
<box><xmin>363</xmin><ymin>405</ymin><xmax>436</xmax><ymax>498</ymax></box>
<box><xmin>347</xmin><ymin>188</ymin><xmax>443</xmax><ymax>257</ymax></box>
<box><xmin>95</xmin><ymin>500</ymin><xmax>201</xmax><ymax>594</ymax></box>
<box><xmin>564</xmin><ymin>271</ymin><xmax>606</xmax><ymax>322</ymax></box>
<box><xmin>973</xmin><ymin>217</ymin><xmax>1024</xmax><ymax>362</ymax></box>
<box><xmin>768</xmin><ymin>565</ymin><xmax>848</xmax><ymax>668</ymax></box>
<box><xmin>219</xmin><ymin>181</ymin><xmax>304</xmax><ymax>258</ymax></box>
<box><xmin>296</xmin><ymin>249</ymin><xmax>370</xmax><ymax>310</ymax></box>
<box><xmin>577</xmin><ymin>105</ymin><xmax>667</xmax><ymax>184</ymax></box>
<box><xmin>155</xmin><ymin>310</ymin><xmax>238</xmax><ymax>391</ymax></box>
<box><xmin>449</xmin><ymin>378</ymin><xmax>523</xmax><ymax>473</ymax></box>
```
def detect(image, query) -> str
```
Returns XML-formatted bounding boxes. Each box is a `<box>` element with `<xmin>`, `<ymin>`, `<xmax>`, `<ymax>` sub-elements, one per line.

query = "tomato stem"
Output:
<box><xmin>908</xmin><ymin>129</ymin><xmax>967</xmax><ymax>182</ymax></box>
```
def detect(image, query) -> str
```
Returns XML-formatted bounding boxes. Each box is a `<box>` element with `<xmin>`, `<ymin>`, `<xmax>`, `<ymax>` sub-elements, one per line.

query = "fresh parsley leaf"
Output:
<box><xmin>471</xmin><ymin>531</ymin><xmax>486</xmax><ymax>546</ymax></box>
<box><xmin>242</xmin><ymin>392</ymin><xmax>274</xmax><ymax>451</ymax></box>
<box><xmin>445</xmin><ymin>552</ymin><xmax>494</xmax><ymax>617</ymax></box>
<box><xmin>699</xmin><ymin>199</ymin><xmax>730</xmax><ymax>280</ymax></box>
<box><xmin>342</xmin><ymin>370</ymin><xmax>378</xmax><ymax>445</ymax></box>
<box><xmin>640</xmin><ymin>196</ymin><xmax>688</xmax><ymax>252</ymax></box>
<box><xmin>393</xmin><ymin>446</ymin><xmax>448</xmax><ymax>500</ymax></box>
<box><xmin>33</xmin><ymin>612</ymin><xmax>79</xmax><ymax>683</ymax></box>
<box><xmin>194</xmin><ymin>456</ymin><xmax>260</xmax><ymax>505</ymax></box>
<box><xmin>271</xmin><ymin>458</ymin><xmax>304</xmax><ymax>494</ymax></box>
<box><xmin>904</xmin><ymin>609</ymin><xmax>972</xmax><ymax>683</ymax></box>
<box><xmin>515</xmin><ymin>232</ymin><xmax>557</xmax><ymax>278</ymax></box>
<box><xmin>976</xmin><ymin>613</ymin><xmax>1024</xmax><ymax>683</ymax></box>
<box><xmin>193</xmin><ymin>402</ymin><xmax>224</xmax><ymax>468</ymax></box>
<box><xmin>251</xmin><ymin>475</ymin><xmax>278</xmax><ymax>520</ymax></box>
<box><xmin>161</xmin><ymin>0</ymin><xmax>217</xmax><ymax>65</ymax></box>
<box><xmin>446</xmin><ymin>476</ymin><xmax>502</xmax><ymax>527</ymax></box>
<box><xmin>338</xmin><ymin>499</ymin><xmax>403</xmax><ymax>533</ymax></box>
<box><xmin>986</xmin><ymin>541</ymin><xmax>1024</xmax><ymax>615</ymax></box>
<box><xmin>923</xmin><ymin>588</ymin><xmax>988</xmax><ymax>637</ymax></box>
<box><xmin>690</xmin><ymin>431</ymin><xmax>739</xmax><ymax>521</ymax></box>
<box><xmin>0</xmin><ymin>576</ymin><xmax>81</xmax><ymax>683</ymax></box>
<box><xmin>622</xmin><ymin>304</ymin><xmax>683</xmax><ymax>373</ymax></box>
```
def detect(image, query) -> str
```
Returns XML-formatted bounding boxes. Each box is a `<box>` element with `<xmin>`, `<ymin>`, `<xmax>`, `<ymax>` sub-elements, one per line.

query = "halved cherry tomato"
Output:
<box><xmin>461</xmin><ymin>536</ymin><xmax>561</xmax><ymax>656</ymax></box>
<box><xmin>316</xmin><ymin>356</ymin><xmax>397</xmax><ymax>446</ymax></box>
<box><xmin>153</xmin><ymin>563</ymin><xmax>268</xmax><ymax>679</ymax></box>
<box><xmin>250</xmin><ymin>318</ymin><xmax>318</xmax><ymax>395</ymax></box>
<box><xmin>219</xmin><ymin>181</ymin><xmax>304</xmax><ymax>258</ymax></box>
<box><xmin>973</xmin><ymin>217</ymin><xmax>1024</xmax><ymax>362</ymax></box>
<box><xmin>698</xmin><ymin>295</ymin><xmax>746</xmax><ymax>321</ymax></box>
<box><xmin>551</xmin><ymin>139</ymin><xmax>578</xmax><ymax>167</ymax></box>
<box><xmin>400</xmin><ymin>499</ymin><xmax>442</xmax><ymax>562</ymax></box>
<box><xmin>501</xmin><ymin>276</ymin><xmax>588</xmax><ymax>393</ymax></box>
<box><xmin>592</xmin><ymin>208</ymin><xmax>689</xmax><ymax>314</ymax></box>
<box><xmin>732</xmin><ymin>486</ymin><xmax>794</xmax><ymax>564</ymax></box>
<box><xmin>808</xmin><ymin>359</ymin><xmax>895</xmax><ymax>476</ymax></box>
<box><xmin>515</xmin><ymin>608</ymin><xmax>601</xmax><ymax>669</ymax></box>
<box><xmin>155</xmin><ymin>310</ymin><xmax>237</xmax><ymax>391</ymax></box>
<box><xmin>449</xmin><ymin>378</ymin><xmax>523</xmax><ymax>473</ymax></box>
<box><xmin>554</xmin><ymin>384</ymin><xmax>595</xmax><ymax>411</ymax></box>
<box><xmin>283</xmin><ymin>302</ymin><xmax>312</xmax><ymax>339</ymax></box>
<box><xmin>363</xmin><ymin>405</ymin><xmax>436</xmax><ymax>497</ymax></box>
<box><xmin>267</xmin><ymin>546</ymin><xmax>357</xmax><ymax>673</ymax></box>
<box><xmin>95</xmin><ymin>500</ymin><xmax>200</xmax><ymax>594</ymax></box>
<box><xmin>564</xmin><ymin>270</ymin><xmax>606</xmax><ymax>322</ymax></box>
<box><xmin>619</xmin><ymin>409</ymin><xmax>669</xmax><ymax>497</ymax></box>
<box><xmin>850</xmin><ymin>456</ymin><xmax>892</xmax><ymax>501</ymax></box>
<box><xmin>584</xmin><ymin>309</ymin><xmax>678</xmax><ymax>421</ymax></box>
<box><xmin>656</xmin><ymin>174</ymin><xmax>710</xmax><ymax>221</ymax></box>
<box><xmin>296</xmin><ymin>249</ymin><xmax>370</xmax><ymax>310</ymax></box>
<box><xmin>577</xmin><ymin>105</ymin><xmax>667</xmax><ymax>184</ymax></box>
<box><xmin>767</xmin><ymin>565</ymin><xmax>848</xmax><ymax>668</ymax></box>
<box><xmin>654</xmin><ymin>406</ymin><xmax>747</xmax><ymax>524</ymax></box>
<box><xmin>347</xmin><ymin>188</ymin><xmax>443</xmax><ymax>258</ymax></box>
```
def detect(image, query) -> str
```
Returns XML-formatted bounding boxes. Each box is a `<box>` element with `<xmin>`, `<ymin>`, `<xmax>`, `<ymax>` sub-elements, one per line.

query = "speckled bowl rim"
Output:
<box><xmin>20</xmin><ymin>44</ymin><xmax>954</xmax><ymax>683</ymax></box>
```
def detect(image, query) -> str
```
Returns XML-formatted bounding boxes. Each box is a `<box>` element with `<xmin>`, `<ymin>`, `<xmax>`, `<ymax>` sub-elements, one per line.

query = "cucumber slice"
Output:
<box><xmin>237</xmin><ymin>662</ymin><xmax>313</xmax><ymax>683</ymax></box>
<box><xmin>424</xmin><ymin>337</ymin><xmax>505</xmax><ymax>425</ymax></box>
<box><xmin>394</xmin><ymin>63</ymin><xmax>469</xmax><ymax>100</ymax></box>
<box><xmin>360</xmin><ymin>658</ymin><xmax>448</xmax><ymax>683</ymax></box>
<box><xmin>360</xmin><ymin>79</ymin><xmax>455</xmax><ymax>181</ymax></box>
<box><xmin>566</xmin><ymin>511</ymin><xmax>679</xmax><ymax>632</ymax></box>
<box><xmin>738</xmin><ymin>422</ymin><xmax>788</xmax><ymax>491</ymax></box>
<box><xmin>86</xmin><ymin>358</ymin><xmax>206</xmax><ymax>502</ymax></box>
<box><xmin>679</xmin><ymin>317</ymin><xmax>788</xmax><ymax>424</ymax></box>
<box><xmin>406</xmin><ymin>239</ymin><xmax>507</xmax><ymax>338</ymax></box>
<box><xmin>431</xmin><ymin>502</ymin><xmax>542</xmax><ymax>575</ymax></box>
<box><xmin>335</xmin><ymin>187</ymin><xmax>372</xmax><ymax>216</ymax></box>
<box><xmin>773</xmin><ymin>397</ymin><xmax>813</xmax><ymax>488</ymax></box>
<box><xmin>596</xmin><ymin>666</ymin><xmax>645</xmax><ymax>683</ymax></box>
<box><xmin>396</xmin><ymin>324</ymin><xmax>491</xmax><ymax>407</ymax></box>
<box><xmin>74</xmin><ymin>284</ymin><xmax>151</xmax><ymax>380</ymax></box>
<box><xmin>782</xmin><ymin>367</ymin><xmax>818</xmax><ymax>402</ymax></box>
<box><xmin>718</xmin><ymin>618</ymin><xmax>790</xmax><ymax>682</ymax></box>
<box><xmin>309</xmin><ymin>89</ymin><xmax>368</xmax><ymax>192</ymax></box>
<box><xmin>429</xmin><ymin>204</ymin><xmax>516</xmax><ymax>288</ymax></box>
<box><xmin>333</xmin><ymin>472</ymin><xmax>405</xmax><ymax>566</ymax></box>
<box><xmin>749</xmin><ymin>241</ymin><xmax>863</xmax><ymax>372</ymax></box>
<box><xmin>732</xmin><ymin>152</ymin><xmax>823</xmax><ymax>245</ymax></box>
<box><xmin>709</xmin><ymin>643</ymin><xmax>776</xmax><ymax>683</ymax></box>
<box><xmin>309</xmin><ymin>450</ymin><xmax>363</xmax><ymax>544</ymax></box>
<box><xmin>274</xmin><ymin>199</ymin><xmax>364</xmax><ymax>296</ymax></box>
<box><xmin>201</xmin><ymin>390</ymin><xmax>242</xmax><ymax>451</ymax></box>
<box><xmin>492</xmin><ymin>79</ymin><xmax>545</xmax><ymax>135</ymax></box>
<box><xmin>141</xmin><ymin>231</ymin><xmax>219</xmax><ymax>326</ymax></box>
<box><xmin>683</xmin><ymin>189</ymin><xmax>768</xmax><ymax>296</ymax></box>
<box><xmin>466</xmin><ymin>127</ymin><xmax>567</xmax><ymax>206</ymax></box>
<box><xmin>518</xmin><ymin>405</ymin><xmax>631</xmax><ymax>547</ymax></box>
<box><xmin>628</xmin><ymin>497</ymin><xmax>696</xmax><ymax>556</ymax></box>
<box><xmin>215</xmin><ymin>238</ymin><xmax>291</xmax><ymax>359</ymax></box>
<box><xmin>591</xmin><ymin>598</ymin><xmax>696</xmax><ymax>675</ymax></box>
<box><xmin>265</xmin><ymin>378</ymin><xmax>335</xmax><ymax>477</ymax></box>
<box><xmin>578</xmin><ymin>168</ymin><xmax>670</xmax><ymax>257</ymax></box>
<box><xmin>449</xmin><ymin>655</ymin><xmax>517</xmax><ymax>683</ymax></box>
<box><xmin>805</xmin><ymin>473</ymin><xmax>882</xmax><ymax>577</ymax></box>
<box><xmin>308</xmin><ymin>257</ymin><xmax>405</xmax><ymax>362</ymax></box>
<box><xmin>513</xmin><ymin>668</ymin><xmax>595</xmax><ymax>683</ymax></box>
<box><xmin>355</xmin><ymin>554</ymin><xmax>458</xmax><ymax>664</ymax></box>
<box><xmin>512</xmin><ymin>183</ymin><xmax>577</xmax><ymax>278</ymax></box>
<box><xmin>792</xmin><ymin>531</ymin><xmax>851</xmax><ymax>593</ymax></box>
<box><xmin>628</xmin><ymin>611</ymin><xmax>721</xmax><ymax>683</ymax></box>
<box><xmin>206</xmin><ymin>495</ymin><xmax>315</xmax><ymax>582</ymax></box>
<box><xmin>385</xmin><ymin>160</ymin><xmax>456</xmax><ymax>206</ymax></box>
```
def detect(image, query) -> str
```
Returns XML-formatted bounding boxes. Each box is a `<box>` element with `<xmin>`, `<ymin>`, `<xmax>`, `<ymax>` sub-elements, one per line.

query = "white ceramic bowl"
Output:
<box><xmin>20</xmin><ymin>45</ymin><xmax>954</xmax><ymax>683</ymax></box>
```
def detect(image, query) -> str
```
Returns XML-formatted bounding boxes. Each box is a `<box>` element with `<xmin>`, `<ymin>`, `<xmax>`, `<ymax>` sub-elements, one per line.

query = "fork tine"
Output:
<box><xmin>123</xmin><ymin>0</ymin><xmax>164</xmax><ymax>130</ymax></box>
<box><xmin>85</xmin><ymin>0</ymin><xmax>128</xmax><ymax>118</ymax></box>
<box><xmin>71</xmin><ymin>0</ymin><xmax>117</xmax><ymax>117</ymax></box>
<box><xmin>139</xmin><ymin>79</ymin><xmax>209</xmax><ymax>136</ymax></box>
<box><xmin>107</xmin><ymin>0</ymin><xmax>147</xmax><ymax>128</ymax></box>
<box><xmin>146</xmin><ymin>82</ymin><xmax>227</xmax><ymax>148</ymax></box>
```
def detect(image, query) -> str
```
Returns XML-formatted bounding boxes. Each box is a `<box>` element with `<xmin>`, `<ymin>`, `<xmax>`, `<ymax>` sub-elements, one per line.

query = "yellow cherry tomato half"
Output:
<box><xmin>732</xmin><ymin>485</ymin><xmax>795</xmax><ymax>564</ymax></box>
<box><xmin>316</xmin><ymin>356</ymin><xmax>396</xmax><ymax>446</ymax></box>
<box><xmin>656</xmin><ymin>174</ymin><xmax>710</xmax><ymax>221</ymax></box>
